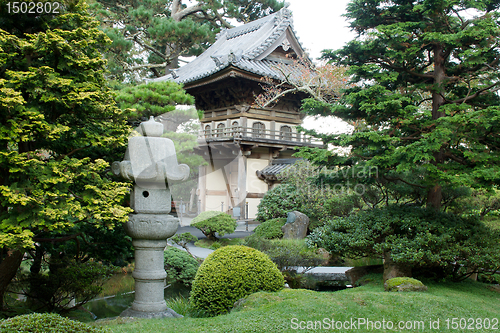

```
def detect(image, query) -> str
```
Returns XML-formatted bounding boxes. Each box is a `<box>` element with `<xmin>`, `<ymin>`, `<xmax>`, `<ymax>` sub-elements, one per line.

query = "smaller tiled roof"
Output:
<box><xmin>149</xmin><ymin>7</ymin><xmax>310</xmax><ymax>86</ymax></box>
<box><xmin>256</xmin><ymin>158</ymin><xmax>302</xmax><ymax>181</ymax></box>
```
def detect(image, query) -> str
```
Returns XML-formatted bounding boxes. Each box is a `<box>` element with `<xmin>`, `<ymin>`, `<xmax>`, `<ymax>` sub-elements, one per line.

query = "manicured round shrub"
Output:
<box><xmin>384</xmin><ymin>277</ymin><xmax>428</xmax><ymax>292</ymax></box>
<box><xmin>164</xmin><ymin>247</ymin><xmax>200</xmax><ymax>287</ymax></box>
<box><xmin>191</xmin><ymin>211</ymin><xmax>237</xmax><ymax>240</ymax></box>
<box><xmin>0</xmin><ymin>313</ymin><xmax>110</xmax><ymax>332</ymax></box>
<box><xmin>190</xmin><ymin>245</ymin><xmax>284</xmax><ymax>316</ymax></box>
<box><xmin>253</xmin><ymin>218</ymin><xmax>287</xmax><ymax>239</ymax></box>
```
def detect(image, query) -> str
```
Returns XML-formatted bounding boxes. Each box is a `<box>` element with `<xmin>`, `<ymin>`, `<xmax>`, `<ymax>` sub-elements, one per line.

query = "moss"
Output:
<box><xmin>0</xmin><ymin>313</ymin><xmax>110</xmax><ymax>332</ymax></box>
<box><xmin>190</xmin><ymin>245</ymin><xmax>284</xmax><ymax>316</ymax></box>
<box><xmin>384</xmin><ymin>277</ymin><xmax>428</xmax><ymax>292</ymax></box>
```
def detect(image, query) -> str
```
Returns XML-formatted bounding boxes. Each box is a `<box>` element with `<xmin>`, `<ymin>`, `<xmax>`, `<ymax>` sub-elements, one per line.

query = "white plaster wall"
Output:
<box><xmin>246</xmin><ymin>158</ymin><xmax>269</xmax><ymax>193</ymax></box>
<box><xmin>206</xmin><ymin>168</ymin><xmax>227</xmax><ymax>191</ymax></box>
<box><xmin>246</xmin><ymin>198</ymin><xmax>261</xmax><ymax>219</ymax></box>
<box><xmin>205</xmin><ymin>195</ymin><xmax>227</xmax><ymax>212</ymax></box>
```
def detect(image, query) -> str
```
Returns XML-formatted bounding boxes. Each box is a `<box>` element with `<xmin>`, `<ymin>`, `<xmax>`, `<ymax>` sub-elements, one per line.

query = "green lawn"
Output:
<box><xmin>98</xmin><ymin>275</ymin><xmax>500</xmax><ymax>332</ymax></box>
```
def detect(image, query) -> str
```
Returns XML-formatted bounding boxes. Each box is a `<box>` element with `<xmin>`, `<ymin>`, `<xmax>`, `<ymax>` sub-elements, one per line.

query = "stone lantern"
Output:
<box><xmin>112</xmin><ymin>116</ymin><xmax>190</xmax><ymax>318</ymax></box>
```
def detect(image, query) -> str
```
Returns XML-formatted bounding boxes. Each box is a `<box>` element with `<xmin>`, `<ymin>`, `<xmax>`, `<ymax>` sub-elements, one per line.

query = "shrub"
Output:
<box><xmin>21</xmin><ymin>260</ymin><xmax>115</xmax><ymax>312</ymax></box>
<box><xmin>263</xmin><ymin>239</ymin><xmax>325</xmax><ymax>273</ymax></box>
<box><xmin>253</xmin><ymin>218</ymin><xmax>287</xmax><ymax>239</ymax></box>
<box><xmin>164</xmin><ymin>247</ymin><xmax>200</xmax><ymax>287</ymax></box>
<box><xmin>191</xmin><ymin>211</ymin><xmax>237</xmax><ymax>241</ymax></box>
<box><xmin>256</xmin><ymin>181</ymin><xmax>359</xmax><ymax>223</ymax></box>
<box><xmin>209</xmin><ymin>241</ymin><xmax>222</xmax><ymax>250</ymax></box>
<box><xmin>170</xmin><ymin>232</ymin><xmax>198</xmax><ymax>258</ymax></box>
<box><xmin>256</xmin><ymin>185</ymin><xmax>300</xmax><ymax>221</ymax></box>
<box><xmin>307</xmin><ymin>205</ymin><xmax>500</xmax><ymax>281</ymax></box>
<box><xmin>190</xmin><ymin>245</ymin><xmax>284</xmax><ymax>316</ymax></box>
<box><xmin>0</xmin><ymin>313</ymin><xmax>110</xmax><ymax>332</ymax></box>
<box><xmin>384</xmin><ymin>277</ymin><xmax>428</xmax><ymax>292</ymax></box>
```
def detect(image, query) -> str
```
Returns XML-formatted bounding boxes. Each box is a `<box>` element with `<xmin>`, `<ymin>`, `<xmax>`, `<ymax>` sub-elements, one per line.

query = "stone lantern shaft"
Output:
<box><xmin>112</xmin><ymin>116</ymin><xmax>190</xmax><ymax>319</ymax></box>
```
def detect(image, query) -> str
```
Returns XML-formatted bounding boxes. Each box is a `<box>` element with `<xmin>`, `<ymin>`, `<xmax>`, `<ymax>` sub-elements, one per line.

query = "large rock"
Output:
<box><xmin>282</xmin><ymin>211</ymin><xmax>309</xmax><ymax>239</ymax></box>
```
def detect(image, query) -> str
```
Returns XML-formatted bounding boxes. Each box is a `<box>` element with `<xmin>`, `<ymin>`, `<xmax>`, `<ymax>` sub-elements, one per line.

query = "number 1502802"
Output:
<box><xmin>445</xmin><ymin>318</ymin><xmax>498</xmax><ymax>330</ymax></box>
<box><xmin>6</xmin><ymin>2</ymin><xmax>60</xmax><ymax>14</ymax></box>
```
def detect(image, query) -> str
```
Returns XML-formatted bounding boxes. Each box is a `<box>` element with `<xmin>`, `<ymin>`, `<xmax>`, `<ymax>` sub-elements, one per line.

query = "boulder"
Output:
<box><xmin>282</xmin><ymin>211</ymin><xmax>309</xmax><ymax>239</ymax></box>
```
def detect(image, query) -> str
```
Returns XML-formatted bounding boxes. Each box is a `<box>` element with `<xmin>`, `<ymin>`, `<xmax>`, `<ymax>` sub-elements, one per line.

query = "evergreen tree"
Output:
<box><xmin>0</xmin><ymin>0</ymin><xmax>132</xmax><ymax>309</ymax></box>
<box><xmin>300</xmin><ymin>0</ymin><xmax>500</xmax><ymax>210</ymax></box>
<box><xmin>89</xmin><ymin>0</ymin><xmax>285</xmax><ymax>81</ymax></box>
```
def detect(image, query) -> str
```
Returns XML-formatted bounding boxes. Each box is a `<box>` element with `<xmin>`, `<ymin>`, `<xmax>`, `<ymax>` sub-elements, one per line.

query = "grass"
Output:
<box><xmin>97</xmin><ymin>274</ymin><xmax>500</xmax><ymax>332</ymax></box>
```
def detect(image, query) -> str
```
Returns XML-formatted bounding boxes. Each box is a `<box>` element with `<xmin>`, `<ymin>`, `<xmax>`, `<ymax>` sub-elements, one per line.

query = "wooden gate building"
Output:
<box><xmin>152</xmin><ymin>7</ymin><xmax>323</xmax><ymax>219</ymax></box>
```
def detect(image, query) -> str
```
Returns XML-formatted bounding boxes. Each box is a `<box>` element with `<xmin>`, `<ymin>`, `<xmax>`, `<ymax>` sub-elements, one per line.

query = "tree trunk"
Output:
<box><xmin>426</xmin><ymin>44</ymin><xmax>448</xmax><ymax>211</ymax></box>
<box><xmin>0</xmin><ymin>249</ymin><xmax>24</xmax><ymax>309</ymax></box>
<box><xmin>427</xmin><ymin>183</ymin><xmax>442</xmax><ymax>211</ymax></box>
<box><xmin>383</xmin><ymin>250</ymin><xmax>411</xmax><ymax>282</ymax></box>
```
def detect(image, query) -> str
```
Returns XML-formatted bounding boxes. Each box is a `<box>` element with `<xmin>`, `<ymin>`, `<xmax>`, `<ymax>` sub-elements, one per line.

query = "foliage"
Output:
<box><xmin>164</xmin><ymin>295</ymin><xmax>207</xmax><ymax>318</ymax></box>
<box><xmin>89</xmin><ymin>0</ymin><xmax>285</xmax><ymax>81</ymax></box>
<box><xmin>245</xmin><ymin>237</ymin><xmax>324</xmax><ymax>274</ymax></box>
<box><xmin>384</xmin><ymin>277</ymin><xmax>427</xmax><ymax>292</ymax></box>
<box><xmin>0</xmin><ymin>0</ymin><xmax>132</xmax><ymax>308</ymax></box>
<box><xmin>298</xmin><ymin>0</ymin><xmax>500</xmax><ymax>211</ymax></box>
<box><xmin>102</xmin><ymin>277</ymin><xmax>500</xmax><ymax>333</ymax></box>
<box><xmin>170</xmin><ymin>232</ymin><xmax>198</xmax><ymax>247</ymax></box>
<box><xmin>170</xmin><ymin>232</ymin><xmax>198</xmax><ymax>258</ymax></box>
<box><xmin>114</xmin><ymin>81</ymin><xmax>195</xmax><ymax>126</ymax></box>
<box><xmin>262</xmin><ymin>239</ymin><xmax>324</xmax><ymax>274</ymax></box>
<box><xmin>189</xmin><ymin>245</ymin><xmax>284</xmax><ymax>316</ymax></box>
<box><xmin>256</xmin><ymin>184</ymin><xmax>300</xmax><ymax>221</ymax></box>
<box><xmin>13</xmin><ymin>260</ymin><xmax>115</xmax><ymax>313</ymax></box>
<box><xmin>164</xmin><ymin>247</ymin><xmax>199</xmax><ymax>287</ymax></box>
<box><xmin>191</xmin><ymin>211</ymin><xmax>237</xmax><ymax>241</ymax></box>
<box><xmin>253</xmin><ymin>218</ymin><xmax>286</xmax><ymax>239</ymax></box>
<box><xmin>0</xmin><ymin>313</ymin><xmax>110</xmax><ymax>332</ymax></box>
<box><xmin>256</xmin><ymin>161</ymin><xmax>360</xmax><ymax>222</ymax></box>
<box><xmin>307</xmin><ymin>205</ymin><xmax>500</xmax><ymax>281</ymax></box>
<box><xmin>193</xmin><ymin>238</ymin><xmax>244</xmax><ymax>249</ymax></box>
<box><xmin>450</xmin><ymin>188</ymin><xmax>500</xmax><ymax>218</ymax></box>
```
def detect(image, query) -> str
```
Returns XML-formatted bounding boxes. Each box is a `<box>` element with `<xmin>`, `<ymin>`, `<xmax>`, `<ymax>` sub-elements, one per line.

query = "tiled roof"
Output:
<box><xmin>256</xmin><ymin>158</ymin><xmax>302</xmax><ymax>180</ymax></box>
<box><xmin>149</xmin><ymin>7</ymin><xmax>309</xmax><ymax>86</ymax></box>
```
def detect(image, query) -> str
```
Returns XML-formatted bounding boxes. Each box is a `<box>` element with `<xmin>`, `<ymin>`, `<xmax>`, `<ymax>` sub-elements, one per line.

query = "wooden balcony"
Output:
<box><xmin>196</xmin><ymin>126</ymin><xmax>323</xmax><ymax>147</ymax></box>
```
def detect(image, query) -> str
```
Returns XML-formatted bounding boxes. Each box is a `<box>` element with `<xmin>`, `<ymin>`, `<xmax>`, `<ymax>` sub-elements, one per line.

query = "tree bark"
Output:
<box><xmin>383</xmin><ymin>250</ymin><xmax>411</xmax><ymax>282</ymax></box>
<box><xmin>0</xmin><ymin>249</ymin><xmax>24</xmax><ymax>309</ymax></box>
<box><xmin>426</xmin><ymin>43</ymin><xmax>448</xmax><ymax>211</ymax></box>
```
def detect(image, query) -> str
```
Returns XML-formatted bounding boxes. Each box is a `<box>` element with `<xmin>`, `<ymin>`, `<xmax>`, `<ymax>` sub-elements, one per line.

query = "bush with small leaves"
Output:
<box><xmin>0</xmin><ymin>313</ymin><xmax>111</xmax><ymax>333</ymax></box>
<box><xmin>253</xmin><ymin>218</ymin><xmax>287</xmax><ymax>239</ymax></box>
<box><xmin>190</xmin><ymin>245</ymin><xmax>284</xmax><ymax>316</ymax></box>
<box><xmin>191</xmin><ymin>211</ymin><xmax>237</xmax><ymax>241</ymax></box>
<box><xmin>307</xmin><ymin>205</ymin><xmax>500</xmax><ymax>281</ymax></box>
<box><xmin>164</xmin><ymin>247</ymin><xmax>200</xmax><ymax>287</ymax></box>
<box><xmin>256</xmin><ymin>185</ymin><xmax>300</xmax><ymax>221</ymax></box>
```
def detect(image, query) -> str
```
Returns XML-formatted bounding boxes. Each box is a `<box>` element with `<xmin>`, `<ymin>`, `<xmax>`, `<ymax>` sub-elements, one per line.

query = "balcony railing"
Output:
<box><xmin>197</xmin><ymin>126</ymin><xmax>322</xmax><ymax>145</ymax></box>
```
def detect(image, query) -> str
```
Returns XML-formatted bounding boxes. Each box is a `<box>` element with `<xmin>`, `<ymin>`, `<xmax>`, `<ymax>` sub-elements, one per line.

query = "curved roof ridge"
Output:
<box><xmin>244</xmin><ymin>8</ymin><xmax>293</xmax><ymax>60</ymax></box>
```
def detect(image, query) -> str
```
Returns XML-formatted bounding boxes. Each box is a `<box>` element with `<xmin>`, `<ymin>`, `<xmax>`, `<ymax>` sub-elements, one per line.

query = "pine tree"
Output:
<box><xmin>301</xmin><ymin>0</ymin><xmax>500</xmax><ymax>210</ymax></box>
<box><xmin>89</xmin><ymin>0</ymin><xmax>285</xmax><ymax>81</ymax></box>
<box><xmin>0</xmin><ymin>0</ymin><xmax>132</xmax><ymax>308</ymax></box>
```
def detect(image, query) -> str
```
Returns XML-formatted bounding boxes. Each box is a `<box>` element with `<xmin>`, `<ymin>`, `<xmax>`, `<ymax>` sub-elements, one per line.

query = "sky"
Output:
<box><xmin>285</xmin><ymin>0</ymin><xmax>355</xmax><ymax>134</ymax></box>
<box><xmin>286</xmin><ymin>0</ymin><xmax>356</xmax><ymax>61</ymax></box>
